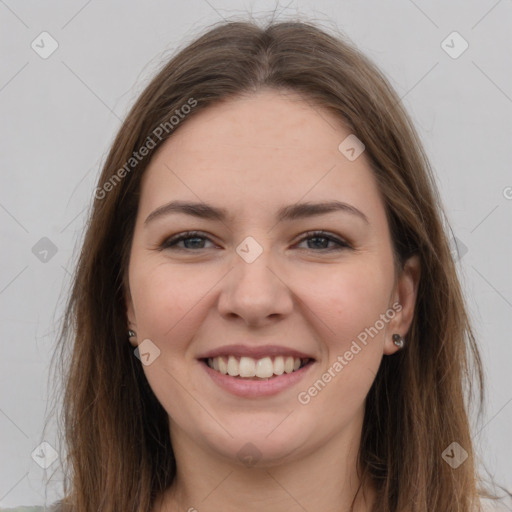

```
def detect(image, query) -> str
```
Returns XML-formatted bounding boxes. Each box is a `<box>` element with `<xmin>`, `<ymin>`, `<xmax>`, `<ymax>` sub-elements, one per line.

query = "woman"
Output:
<box><xmin>4</xmin><ymin>18</ymin><xmax>510</xmax><ymax>512</ymax></box>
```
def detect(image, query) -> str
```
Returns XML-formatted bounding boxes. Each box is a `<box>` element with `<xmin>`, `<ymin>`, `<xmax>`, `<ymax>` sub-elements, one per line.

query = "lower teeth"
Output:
<box><xmin>234</xmin><ymin>374</ymin><xmax>278</xmax><ymax>380</ymax></box>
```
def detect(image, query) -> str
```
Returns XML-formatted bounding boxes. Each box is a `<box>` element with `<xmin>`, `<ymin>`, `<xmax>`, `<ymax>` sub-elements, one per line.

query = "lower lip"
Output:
<box><xmin>201</xmin><ymin>360</ymin><xmax>315</xmax><ymax>398</ymax></box>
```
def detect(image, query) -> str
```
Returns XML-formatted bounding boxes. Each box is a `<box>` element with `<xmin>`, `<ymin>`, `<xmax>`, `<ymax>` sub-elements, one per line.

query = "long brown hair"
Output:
<box><xmin>49</xmin><ymin>17</ymin><xmax>498</xmax><ymax>512</ymax></box>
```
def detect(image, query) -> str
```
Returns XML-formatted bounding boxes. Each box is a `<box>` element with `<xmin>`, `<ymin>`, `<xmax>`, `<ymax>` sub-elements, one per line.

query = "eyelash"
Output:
<box><xmin>159</xmin><ymin>230</ymin><xmax>351</xmax><ymax>252</ymax></box>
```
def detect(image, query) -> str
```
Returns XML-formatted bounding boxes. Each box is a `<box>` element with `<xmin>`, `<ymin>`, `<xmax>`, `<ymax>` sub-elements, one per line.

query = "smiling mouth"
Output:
<box><xmin>202</xmin><ymin>355</ymin><xmax>313</xmax><ymax>380</ymax></box>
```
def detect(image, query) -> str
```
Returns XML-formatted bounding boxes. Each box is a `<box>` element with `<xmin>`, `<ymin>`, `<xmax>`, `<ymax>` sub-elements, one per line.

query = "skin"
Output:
<box><xmin>125</xmin><ymin>88</ymin><xmax>420</xmax><ymax>512</ymax></box>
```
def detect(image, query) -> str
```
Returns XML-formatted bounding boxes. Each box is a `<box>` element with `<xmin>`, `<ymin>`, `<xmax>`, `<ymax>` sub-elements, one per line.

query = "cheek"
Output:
<box><xmin>295</xmin><ymin>261</ymin><xmax>393</xmax><ymax>414</ymax></box>
<box><xmin>302</xmin><ymin>257</ymin><xmax>394</xmax><ymax>344</ymax></box>
<box><xmin>128</xmin><ymin>261</ymin><xmax>209</xmax><ymax>413</ymax></box>
<box><xmin>129</xmin><ymin>260</ymin><xmax>211</xmax><ymax>342</ymax></box>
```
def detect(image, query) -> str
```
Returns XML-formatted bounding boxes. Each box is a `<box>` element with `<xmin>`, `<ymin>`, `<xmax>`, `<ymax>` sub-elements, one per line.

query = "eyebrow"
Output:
<box><xmin>144</xmin><ymin>200</ymin><xmax>369</xmax><ymax>226</ymax></box>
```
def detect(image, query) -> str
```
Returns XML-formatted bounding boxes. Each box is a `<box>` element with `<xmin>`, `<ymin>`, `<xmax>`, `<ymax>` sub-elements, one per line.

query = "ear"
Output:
<box><xmin>383</xmin><ymin>254</ymin><xmax>421</xmax><ymax>355</ymax></box>
<box><xmin>125</xmin><ymin>286</ymin><xmax>138</xmax><ymax>348</ymax></box>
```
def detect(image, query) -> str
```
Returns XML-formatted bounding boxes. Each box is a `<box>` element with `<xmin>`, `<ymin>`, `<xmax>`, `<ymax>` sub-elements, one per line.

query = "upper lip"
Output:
<box><xmin>197</xmin><ymin>344</ymin><xmax>316</xmax><ymax>361</ymax></box>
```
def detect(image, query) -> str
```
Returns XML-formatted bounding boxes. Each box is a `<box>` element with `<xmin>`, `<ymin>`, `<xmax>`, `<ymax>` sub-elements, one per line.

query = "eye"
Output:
<box><xmin>159</xmin><ymin>230</ymin><xmax>351</xmax><ymax>252</ymax></box>
<box><xmin>295</xmin><ymin>231</ymin><xmax>351</xmax><ymax>252</ymax></box>
<box><xmin>159</xmin><ymin>231</ymin><xmax>216</xmax><ymax>251</ymax></box>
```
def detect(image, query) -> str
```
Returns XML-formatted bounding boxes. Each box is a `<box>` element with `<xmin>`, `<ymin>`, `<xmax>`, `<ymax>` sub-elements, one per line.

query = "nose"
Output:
<box><xmin>217</xmin><ymin>240</ymin><xmax>294</xmax><ymax>327</ymax></box>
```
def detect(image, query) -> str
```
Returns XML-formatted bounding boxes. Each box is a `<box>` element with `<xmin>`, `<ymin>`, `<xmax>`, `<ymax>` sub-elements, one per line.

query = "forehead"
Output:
<box><xmin>150</xmin><ymin>89</ymin><xmax>352</xmax><ymax>168</ymax></box>
<box><xmin>138</xmin><ymin>89</ymin><xmax>385</xmax><ymax>224</ymax></box>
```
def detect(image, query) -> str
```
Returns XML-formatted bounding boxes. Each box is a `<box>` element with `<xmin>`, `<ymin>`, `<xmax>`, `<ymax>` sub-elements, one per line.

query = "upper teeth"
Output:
<box><xmin>207</xmin><ymin>355</ymin><xmax>305</xmax><ymax>378</ymax></box>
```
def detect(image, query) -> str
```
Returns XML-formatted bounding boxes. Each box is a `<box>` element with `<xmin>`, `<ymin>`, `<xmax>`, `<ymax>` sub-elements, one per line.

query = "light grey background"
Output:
<box><xmin>1</xmin><ymin>0</ymin><xmax>511</xmax><ymax>507</ymax></box>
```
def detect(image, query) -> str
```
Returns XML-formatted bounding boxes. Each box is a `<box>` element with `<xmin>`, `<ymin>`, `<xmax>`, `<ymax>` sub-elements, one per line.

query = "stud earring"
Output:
<box><xmin>128</xmin><ymin>329</ymin><xmax>136</xmax><ymax>340</ymax></box>
<box><xmin>392</xmin><ymin>333</ymin><xmax>405</xmax><ymax>349</ymax></box>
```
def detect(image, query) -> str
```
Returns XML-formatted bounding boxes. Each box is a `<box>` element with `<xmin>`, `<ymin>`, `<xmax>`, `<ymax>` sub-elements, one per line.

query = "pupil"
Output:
<box><xmin>185</xmin><ymin>237</ymin><xmax>204</xmax><ymax>249</ymax></box>
<box><xmin>309</xmin><ymin>237</ymin><xmax>327</xmax><ymax>249</ymax></box>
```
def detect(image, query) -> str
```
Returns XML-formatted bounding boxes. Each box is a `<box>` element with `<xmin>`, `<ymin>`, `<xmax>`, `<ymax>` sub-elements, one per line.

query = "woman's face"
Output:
<box><xmin>126</xmin><ymin>88</ymin><xmax>419</xmax><ymax>467</ymax></box>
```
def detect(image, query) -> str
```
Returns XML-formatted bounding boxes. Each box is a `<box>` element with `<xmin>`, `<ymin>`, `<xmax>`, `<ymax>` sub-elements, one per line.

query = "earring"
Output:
<box><xmin>392</xmin><ymin>333</ymin><xmax>405</xmax><ymax>349</ymax></box>
<box><xmin>128</xmin><ymin>329</ymin><xmax>136</xmax><ymax>340</ymax></box>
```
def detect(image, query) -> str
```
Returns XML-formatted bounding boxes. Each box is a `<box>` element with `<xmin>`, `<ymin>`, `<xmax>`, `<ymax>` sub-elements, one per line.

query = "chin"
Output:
<box><xmin>198</xmin><ymin>418</ymin><xmax>315</xmax><ymax>467</ymax></box>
